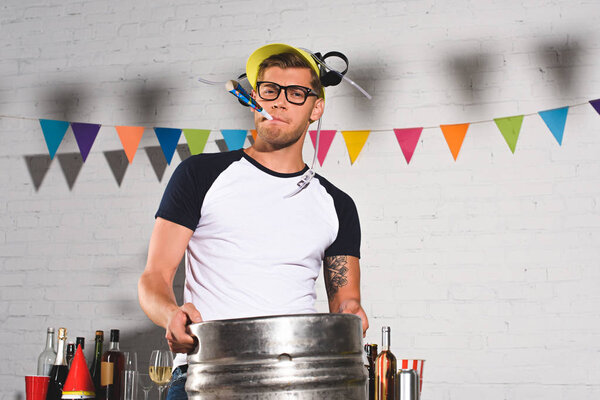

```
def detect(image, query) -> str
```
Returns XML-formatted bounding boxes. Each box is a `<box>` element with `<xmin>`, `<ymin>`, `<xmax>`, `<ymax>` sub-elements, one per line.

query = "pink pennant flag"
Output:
<box><xmin>393</xmin><ymin>128</ymin><xmax>423</xmax><ymax>164</ymax></box>
<box><xmin>309</xmin><ymin>130</ymin><xmax>337</xmax><ymax>166</ymax></box>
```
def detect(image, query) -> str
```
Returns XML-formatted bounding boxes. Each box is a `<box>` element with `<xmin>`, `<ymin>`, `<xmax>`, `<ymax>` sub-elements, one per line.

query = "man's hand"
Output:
<box><xmin>338</xmin><ymin>299</ymin><xmax>369</xmax><ymax>338</ymax></box>
<box><xmin>165</xmin><ymin>303</ymin><xmax>203</xmax><ymax>354</ymax></box>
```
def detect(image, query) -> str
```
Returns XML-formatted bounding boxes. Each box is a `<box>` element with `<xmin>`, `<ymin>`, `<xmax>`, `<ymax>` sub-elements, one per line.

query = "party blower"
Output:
<box><xmin>225</xmin><ymin>80</ymin><xmax>273</xmax><ymax>120</ymax></box>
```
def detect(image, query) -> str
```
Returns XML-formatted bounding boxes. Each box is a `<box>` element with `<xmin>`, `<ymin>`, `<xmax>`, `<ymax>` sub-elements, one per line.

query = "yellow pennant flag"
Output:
<box><xmin>341</xmin><ymin>130</ymin><xmax>370</xmax><ymax>165</ymax></box>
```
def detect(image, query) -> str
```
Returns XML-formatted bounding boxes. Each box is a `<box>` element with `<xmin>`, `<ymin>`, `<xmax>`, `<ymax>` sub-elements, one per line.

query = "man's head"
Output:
<box><xmin>246</xmin><ymin>44</ymin><xmax>325</xmax><ymax>151</ymax></box>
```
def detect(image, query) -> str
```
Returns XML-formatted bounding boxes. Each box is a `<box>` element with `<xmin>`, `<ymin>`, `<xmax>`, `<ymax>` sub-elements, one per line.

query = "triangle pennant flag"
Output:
<box><xmin>71</xmin><ymin>122</ymin><xmax>101</xmax><ymax>162</ymax></box>
<box><xmin>220</xmin><ymin>129</ymin><xmax>247</xmax><ymax>151</ymax></box>
<box><xmin>538</xmin><ymin>107</ymin><xmax>569</xmax><ymax>145</ymax></box>
<box><xmin>57</xmin><ymin>153</ymin><xmax>84</xmax><ymax>190</ymax></box>
<box><xmin>341</xmin><ymin>130</ymin><xmax>370</xmax><ymax>165</ymax></box>
<box><xmin>393</xmin><ymin>128</ymin><xmax>423</xmax><ymax>164</ymax></box>
<box><xmin>590</xmin><ymin>99</ymin><xmax>600</xmax><ymax>115</ymax></box>
<box><xmin>154</xmin><ymin>127</ymin><xmax>182</xmax><ymax>165</ymax></box>
<box><xmin>440</xmin><ymin>123</ymin><xmax>469</xmax><ymax>161</ymax></box>
<box><xmin>250</xmin><ymin>130</ymin><xmax>258</xmax><ymax>141</ymax></box>
<box><xmin>39</xmin><ymin>119</ymin><xmax>69</xmax><ymax>159</ymax></box>
<box><xmin>309</xmin><ymin>130</ymin><xmax>337</xmax><ymax>166</ymax></box>
<box><xmin>182</xmin><ymin>129</ymin><xmax>210</xmax><ymax>155</ymax></box>
<box><xmin>104</xmin><ymin>150</ymin><xmax>129</xmax><ymax>187</ymax></box>
<box><xmin>116</xmin><ymin>126</ymin><xmax>145</xmax><ymax>164</ymax></box>
<box><xmin>494</xmin><ymin>115</ymin><xmax>524</xmax><ymax>154</ymax></box>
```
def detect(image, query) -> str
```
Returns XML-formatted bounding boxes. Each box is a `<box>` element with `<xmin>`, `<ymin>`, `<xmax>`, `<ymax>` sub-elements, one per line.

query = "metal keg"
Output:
<box><xmin>186</xmin><ymin>313</ymin><xmax>367</xmax><ymax>400</ymax></box>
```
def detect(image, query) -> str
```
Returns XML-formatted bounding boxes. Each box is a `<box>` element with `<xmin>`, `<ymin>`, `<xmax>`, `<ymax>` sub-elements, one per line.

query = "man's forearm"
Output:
<box><xmin>138</xmin><ymin>270</ymin><xmax>180</xmax><ymax>329</ymax></box>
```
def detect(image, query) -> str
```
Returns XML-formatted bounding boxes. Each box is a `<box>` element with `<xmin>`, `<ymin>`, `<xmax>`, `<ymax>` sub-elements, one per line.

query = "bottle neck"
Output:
<box><xmin>45</xmin><ymin>330</ymin><xmax>55</xmax><ymax>351</ymax></box>
<box><xmin>381</xmin><ymin>328</ymin><xmax>391</xmax><ymax>351</ymax></box>
<box><xmin>108</xmin><ymin>340</ymin><xmax>120</xmax><ymax>351</ymax></box>
<box><xmin>94</xmin><ymin>338</ymin><xmax>103</xmax><ymax>357</ymax></box>
<box><xmin>55</xmin><ymin>337</ymin><xmax>67</xmax><ymax>366</ymax></box>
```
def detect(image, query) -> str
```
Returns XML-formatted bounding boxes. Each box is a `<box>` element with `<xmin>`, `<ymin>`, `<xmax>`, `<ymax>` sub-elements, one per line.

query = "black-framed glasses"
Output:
<box><xmin>256</xmin><ymin>81</ymin><xmax>319</xmax><ymax>105</ymax></box>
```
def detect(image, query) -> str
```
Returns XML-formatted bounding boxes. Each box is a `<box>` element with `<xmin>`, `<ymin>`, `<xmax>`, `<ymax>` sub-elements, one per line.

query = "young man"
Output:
<box><xmin>138</xmin><ymin>43</ymin><xmax>368</xmax><ymax>399</ymax></box>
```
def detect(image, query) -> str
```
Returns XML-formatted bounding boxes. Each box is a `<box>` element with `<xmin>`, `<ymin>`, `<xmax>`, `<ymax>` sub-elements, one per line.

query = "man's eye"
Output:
<box><xmin>289</xmin><ymin>89</ymin><xmax>305</xmax><ymax>99</ymax></box>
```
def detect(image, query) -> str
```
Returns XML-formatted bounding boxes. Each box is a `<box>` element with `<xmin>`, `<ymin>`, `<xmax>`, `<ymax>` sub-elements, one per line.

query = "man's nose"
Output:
<box><xmin>271</xmin><ymin>91</ymin><xmax>288</xmax><ymax>109</ymax></box>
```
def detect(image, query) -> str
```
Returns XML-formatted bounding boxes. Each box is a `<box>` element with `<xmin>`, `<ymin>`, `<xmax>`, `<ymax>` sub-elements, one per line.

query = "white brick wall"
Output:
<box><xmin>2</xmin><ymin>0</ymin><xmax>600</xmax><ymax>399</ymax></box>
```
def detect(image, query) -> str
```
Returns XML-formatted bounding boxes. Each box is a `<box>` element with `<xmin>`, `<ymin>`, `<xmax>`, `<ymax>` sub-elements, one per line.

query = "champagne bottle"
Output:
<box><xmin>100</xmin><ymin>329</ymin><xmax>125</xmax><ymax>400</ymax></box>
<box><xmin>90</xmin><ymin>331</ymin><xmax>104</xmax><ymax>397</ymax></box>
<box><xmin>375</xmin><ymin>327</ymin><xmax>397</xmax><ymax>400</ymax></box>
<box><xmin>364</xmin><ymin>343</ymin><xmax>378</xmax><ymax>400</ymax></box>
<box><xmin>66</xmin><ymin>342</ymin><xmax>75</xmax><ymax>369</ymax></box>
<box><xmin>45</xmin><ymin>328</ymin><xmax>68</xmax><ymax>400</ymax></box>
<box><xmin>37</xmin><ymin>327</ymin><xmax>57</xmax><ymax>376</ymax></box>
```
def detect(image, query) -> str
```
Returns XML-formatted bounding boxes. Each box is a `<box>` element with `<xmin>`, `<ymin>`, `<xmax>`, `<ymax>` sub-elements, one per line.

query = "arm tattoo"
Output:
<box><xmin>324</xmin><ymin>255</ymin><xmax>349</xmax><ymax>298</ymax></box>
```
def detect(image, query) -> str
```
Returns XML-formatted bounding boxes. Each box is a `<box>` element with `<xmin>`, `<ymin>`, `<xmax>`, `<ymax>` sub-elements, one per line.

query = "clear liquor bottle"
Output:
<box><xmin>37</xmin><ymin>327</ymin><xmax>57</xmax><ymax>376</ymax></box>
<box><xmin>375</xmin><ymin>327</ymin><xmax>397</xmax><ymax>400</ymax></box>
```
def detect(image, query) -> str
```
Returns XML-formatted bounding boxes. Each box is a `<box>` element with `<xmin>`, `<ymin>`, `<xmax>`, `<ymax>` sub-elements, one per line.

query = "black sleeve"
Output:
<box><xmin>324</xmin><ymin>190</ymin><xmax>361</xmax><ymax>259</ymax></box>
<box><xmin>155</xmin><ymin>158</ymin><xmax>202</xmax><ymax>231</ymax></box>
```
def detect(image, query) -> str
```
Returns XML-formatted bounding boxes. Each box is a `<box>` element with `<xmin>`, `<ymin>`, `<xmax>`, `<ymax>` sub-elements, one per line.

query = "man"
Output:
<box><xmin>138</xmin><ymin>43</ymin><xmax>368</xmax><ymax>399</ymax></box>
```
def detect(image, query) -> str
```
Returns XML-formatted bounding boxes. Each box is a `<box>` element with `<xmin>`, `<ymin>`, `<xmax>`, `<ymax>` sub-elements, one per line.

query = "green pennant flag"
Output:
<box><xmin>494</xmin><ymin>115</ymin><xmax>524</xmax><ymax>154</ymax></box>
<box><xmin>182</xmin><ymin>129</ymin><xmax>211</xmax><ymax>155</ymax></box>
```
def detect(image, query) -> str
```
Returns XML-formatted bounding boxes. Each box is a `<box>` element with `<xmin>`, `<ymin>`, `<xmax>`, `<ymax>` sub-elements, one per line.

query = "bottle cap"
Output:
<box><xmin>47</xmin><ymin>327</ymin><xmax>55</xmax><ymax>333</ymax></box>
<box><xmin>58</xmin><ymin>328</ymin><xmax>67</xmax><ymax>340</ymax></box>
<box><xmin>76</xmin><ymin>337</ymin><xmax>85</xmax><ymax>350</ymax></box>
<box><xmin>95</xmin><ymin>330</ymin><xmax>104</xmax><ymax>338</ymax></box>
<box><xmin>61</xmin><ymin>345</ymin><xmax>95</xmax><ymax>399</ymax></box>
<box><xmin>110</xmin><ymin>329</ymin><xmax>119</xmax><ymax>342</ymax></box>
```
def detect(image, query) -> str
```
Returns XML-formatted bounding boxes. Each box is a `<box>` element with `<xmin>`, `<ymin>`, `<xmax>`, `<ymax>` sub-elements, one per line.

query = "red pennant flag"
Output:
<box><xmin>440</xmin><ymin>123</ymin><xmax>470</xmax><ymax>161</ymax></box>
<box><xmin>309</xmin><ymin>130</ymin><xmax>337</xmax><ymax>166</ymax></box>
<box><xmin>393</xmin><ymin>128</ymin><xmax>423</xmax><ymax>164</ymax></box>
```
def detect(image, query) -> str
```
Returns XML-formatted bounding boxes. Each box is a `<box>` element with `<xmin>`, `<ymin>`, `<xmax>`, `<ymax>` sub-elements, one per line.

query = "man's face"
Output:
<box><xmin>253</xmin><ymin>66</ymin><xmax>324</xmax><ymax>150</ymax></box>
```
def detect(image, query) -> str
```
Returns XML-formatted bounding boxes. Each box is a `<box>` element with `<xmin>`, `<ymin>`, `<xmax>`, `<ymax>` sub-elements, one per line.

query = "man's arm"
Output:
<box><xmin>324</xmin><ymin>255</ymin><xmax>369</xmax><ymax>336</ymax></box>
<box><xmin>138</xmin><ymin>217</ymin><xmax>202</xmax><ymax>353</ymax></box>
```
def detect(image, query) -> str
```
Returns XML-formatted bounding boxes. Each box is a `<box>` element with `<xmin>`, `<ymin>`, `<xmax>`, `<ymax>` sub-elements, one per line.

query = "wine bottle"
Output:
<box><xmin>364</xmin><ymin>343</ymin><xmax>378</xmax><ymax>400</ymax></box>
<box><xmin>37</xmin><ymin>327</ymin><xmax>57</xmax><ymax>376</ymax></box>
<box><xmin>45</xmin><ymin>327</ymin><xmax>69</xmax><ymax>400</ymax></box>
<box><xmin>375</xmin><ymin>327</ymin><xmax>397</xmax><ymax>400</ymax></box>
<box><xmin>66</xmin><ymin>342</ymin><xmax>75</xmax><ymax>369</ymax></box>
<box><xmin>76</xmin><ymin>337</ymin><xmax>85</xmax><ymax>351</ymax></box>
<box><xmin>90</xmin><ymin>331</ymin><xmax>104</xmax><ymax>398</ymax></box>
<box><xmin>100</xmin><ymin>329</ymin><xmax>125</xmax><ymax>400</ymax></box>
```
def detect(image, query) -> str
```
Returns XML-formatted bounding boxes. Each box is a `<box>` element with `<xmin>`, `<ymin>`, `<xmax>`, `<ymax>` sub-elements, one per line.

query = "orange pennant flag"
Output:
<box><xmin>341</xmin><ymin>130</ymin><xmax>370</xmax><ymax>165</ymax></box>
<box><xmin>440</xmin><ymin>123</ymin><xmax>469</xmax><ymax>161</ymax></box>
<box><xmin>116</xmin><ymin>126</ymin><xmax>145</xmax><ymax>164</ymax></box>
<box><xmin>250</xmin><ymin>130</ymin><xmax>258</xmax><ymax>142</ymax></box>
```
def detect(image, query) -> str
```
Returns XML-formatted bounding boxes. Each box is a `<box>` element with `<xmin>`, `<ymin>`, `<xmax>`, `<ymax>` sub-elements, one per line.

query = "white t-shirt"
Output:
<box><xmin>155</xmin><ymin>149</ymin><xmax>361</xmax><ymax>367</ymax></box>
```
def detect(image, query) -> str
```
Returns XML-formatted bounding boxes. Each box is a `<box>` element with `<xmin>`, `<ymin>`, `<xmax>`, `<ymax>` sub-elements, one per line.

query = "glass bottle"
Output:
<box><xmin>45</xmin><ymin>327</ymin><xmax>68</xmax><ymax>400</ymax></box>
<box><xmin>90</xmin><ymin>331</ymin><xmax>104</xmax><ymax>397</ymax></box>
<box><xmin>76</xmin><ymin>337</ymin><xmax>85</xmax><ymax>351</ymax></box>
<box><xmin>375</xmin><ymin>326</ymin><xmax>397</xmax><ymax>400</ymax></box>
<box><xmin>66</xmin><ymin>342</ymin><xmax>75</xmax><ymax>369</ymax></box>
<box><xmin>100</xmin><ymin>329</ymin><xmax>125</xmax><ymax>400</ymax></box>
<box><xmin>37</xmin><ymin>327</ymin><xmax>57</xmax><ymax>376</ymax></box>
<box><xmin>364</xmin><ymin>343</ymin><xmax>378</xmax><ymax>400</ymax></box>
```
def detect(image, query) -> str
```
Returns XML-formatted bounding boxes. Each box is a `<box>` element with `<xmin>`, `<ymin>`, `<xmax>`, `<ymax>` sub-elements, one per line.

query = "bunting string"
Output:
<box><xmin>1</xmin><ymin>98</ymin><xmax>599</xmax><ymax>190</ymax></box>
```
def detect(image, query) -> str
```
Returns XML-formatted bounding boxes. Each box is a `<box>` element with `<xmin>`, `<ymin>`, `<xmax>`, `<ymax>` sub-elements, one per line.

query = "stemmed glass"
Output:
<box><xmin>149</xmin><ymin>350</ymin><xmax>173</xmax><ymax>400</ymax></box>
<box><xmin>138</xmin><ymin>373</ymin><xmax>153</xmax><ymax>400</ymax></box>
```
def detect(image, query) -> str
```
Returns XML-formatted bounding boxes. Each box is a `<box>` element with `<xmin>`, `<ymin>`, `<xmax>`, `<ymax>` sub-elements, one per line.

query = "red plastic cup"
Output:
<box><xmin>25</xmin><ymin>375</ymin><xmax>50</xmax><ymax>400</ymax></box>
<box><xmin>398</xmin><ymin>359</ymin><xmax>426</xmax><ymax>395</ymax></box>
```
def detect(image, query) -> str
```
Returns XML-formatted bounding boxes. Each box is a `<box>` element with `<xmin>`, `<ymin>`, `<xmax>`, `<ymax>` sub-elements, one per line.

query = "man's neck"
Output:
<box><xmin>243</xmin><ymin>144</ymin><xmax>306</xmax><ymax>174</ymax></box>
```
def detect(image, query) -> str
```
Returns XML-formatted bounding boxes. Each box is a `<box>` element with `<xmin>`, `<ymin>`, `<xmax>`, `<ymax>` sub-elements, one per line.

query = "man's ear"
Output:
<box><xmin>309</xmin><ymin>97</ymin><xmax>325</xmax><ymax>122</ymax></box>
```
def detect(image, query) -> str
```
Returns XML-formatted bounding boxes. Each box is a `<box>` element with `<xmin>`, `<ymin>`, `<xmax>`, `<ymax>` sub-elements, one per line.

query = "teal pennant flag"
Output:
<box><xmin>538</xmin><ymin>107</ymin><xmax>568</xmax><ymax>145</ymax></box>
<box><xmin>153</xmin><ymin>127</ymin><xmax>182</xmax><ymax>165</ymax></box>
<box><xmin>220</xmin><ymin>129</ymin><xmax>247</xmax><ymax>151</ymax></box>
<box><xmin>39</xmin><ymin>119</ymin><xmax>69</xmax><ymax>159</ymax></box>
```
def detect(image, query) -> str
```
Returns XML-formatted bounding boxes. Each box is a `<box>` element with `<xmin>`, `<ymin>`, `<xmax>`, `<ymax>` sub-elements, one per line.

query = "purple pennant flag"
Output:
<box><xmin>71</xmin><ymin>122</ymin><xmax>101</xmax><ymax>162</ymax></box>
<box><xmin>590</xmin><ymin>99</ymin><xmax>600</xmax><ymax>115</ymax></box>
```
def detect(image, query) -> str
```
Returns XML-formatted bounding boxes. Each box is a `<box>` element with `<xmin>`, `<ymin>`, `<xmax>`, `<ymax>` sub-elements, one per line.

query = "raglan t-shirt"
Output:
<box><xmin>155</xmin><ymin>149</ymin><xmax>360</xmax><ymax>367</ymax></box>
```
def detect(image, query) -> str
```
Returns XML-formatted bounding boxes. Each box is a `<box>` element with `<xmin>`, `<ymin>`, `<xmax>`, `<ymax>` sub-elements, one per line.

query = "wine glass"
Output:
<box><xmin>149</xmin><ymin>350</ymin><xmax>173</xmax><ymax>400</ymax></box>
<box><xmin>138</xmin><ymin>373</ymin><xmax>153</xmax><ymax>400</ymax></box>
<box><xmin>122</xmin><ymin>352</ymin><xmax>138</xmax><ymax>400</ymax></box>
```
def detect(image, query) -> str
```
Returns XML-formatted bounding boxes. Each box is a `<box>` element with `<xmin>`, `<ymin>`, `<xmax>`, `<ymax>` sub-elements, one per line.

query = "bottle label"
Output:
<box><xmin>101</xmin><ymin>361</ymin><xmax>114</xmax><ymax>386</ymax></box>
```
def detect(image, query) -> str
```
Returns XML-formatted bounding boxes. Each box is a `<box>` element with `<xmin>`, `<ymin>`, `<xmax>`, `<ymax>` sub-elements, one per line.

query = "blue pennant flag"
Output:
<box><xmin>538</xmin><ymin>107</ymin><xmax>569</xmax><ymax>145</ymax></box>
<box><xmin>153</xmin><ymin>127</ymin><xmax>182</xmax><ymax>164</ymax></box>
<box><xmin>221</xmin><ymin>129</ymin><xmax>247</xmax><ymax>151</ymax></box>
<box><xmin>39</xmin><ymin>119</ymin><xmax>69</xmax><ymax>159</ymax></box>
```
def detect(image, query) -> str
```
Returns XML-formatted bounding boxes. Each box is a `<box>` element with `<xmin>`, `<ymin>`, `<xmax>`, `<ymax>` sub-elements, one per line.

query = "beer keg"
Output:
<box><xmin>186</xmin><ymin>313</ymin><xmax>367</xmax><ymax>399</ymax></box>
